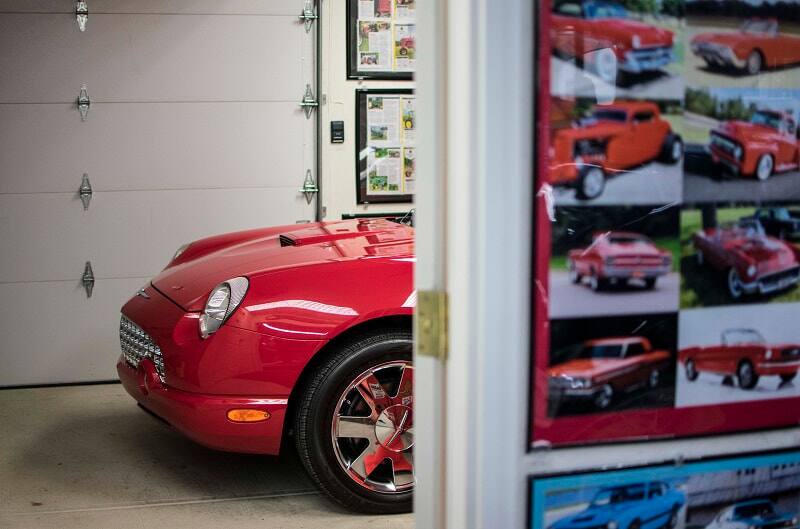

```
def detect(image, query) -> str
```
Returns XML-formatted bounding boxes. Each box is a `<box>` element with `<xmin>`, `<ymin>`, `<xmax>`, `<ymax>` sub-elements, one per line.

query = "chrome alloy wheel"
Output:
<box><xmin>331</xmin><ymin>361</ymin><xmax>414</xmax><ymax>494</ymax></box>
<box><xmin>756</xmin><ymin>154</ymin><xmax>773</xmax><ymax>181</ymax></box>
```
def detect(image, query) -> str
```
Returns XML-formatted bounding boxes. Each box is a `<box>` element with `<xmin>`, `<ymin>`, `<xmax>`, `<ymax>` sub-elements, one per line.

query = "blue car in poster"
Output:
<box><xmin>550</xmin><ymin>482</ymin><xmax>685</xmax><ymax>529</ymax></box>
<box><xmin>705</xmin><ymin>499</ymin><xmax>799</xmax><ymax>529</ymax></box>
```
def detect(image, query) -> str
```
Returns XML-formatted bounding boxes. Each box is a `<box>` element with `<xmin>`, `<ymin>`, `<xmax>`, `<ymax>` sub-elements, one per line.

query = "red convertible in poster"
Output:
<box><xmin>550</xmin><ymin>101</ymin><xmax>683</xmax><ymax>200</ymax></box>
<box><xmin>551</xmin><ymin>0</ymin><xmax>675</xmax><ymax>82</ymax></box>
<box><xmin>680</xmin><ymin>328</ymin><xmax>800</xmax><ymax>389</ymax></box>
<box><xmin>693</xmin><ymin>218</ymin><xmax>800</xmax><ymax>299</ymax></box>
<box><xmin>709</xmin><ymin>109</ymin><xmax>800</xmax><ymax>181</ymax></box>
<box><xmin>691</xmin><ymin>18</ymin><xmax>800</xmax><ymax>75</ymax></box>
<box><xmin>549</xmin><ymin>336</ymin><xmax>670</xmax><ymax>410</ymax></box>
<box><xmin>567</xmin><ymin>231</ymin><xmax>672</xmax><ymax>291</ymax></box>
<box><xmin>117</xmin><ymin>218</ymin><xmax>414</xmax><ymax>513</ymax></box>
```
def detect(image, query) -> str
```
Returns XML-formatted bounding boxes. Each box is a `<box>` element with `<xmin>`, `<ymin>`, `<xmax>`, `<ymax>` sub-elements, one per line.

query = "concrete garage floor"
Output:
<box><xmin>0</xmin><ymin>384</ymin><xmax>414</xmax><ymax>529</ymax></box>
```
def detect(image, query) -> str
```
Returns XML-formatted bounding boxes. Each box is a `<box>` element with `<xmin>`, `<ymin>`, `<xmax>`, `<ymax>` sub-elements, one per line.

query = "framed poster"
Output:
<box><xmin>529</xmin><ymin>450</ymin><xmax>800</xmax><ymax>529</ymax></box>
<box><xmin>347</xmin><ymin>0</ymin><xmax>416</xmax><ymax>80</ymax></box>
<box><xmin>531</xmin><ymin>0</ymin><xmax>800</xmax><ymax>447</ymax></box>
<box><xmin>355</xmin><ymin>89</ymin><xmax>415</xmax><ymax>204</ymax></box>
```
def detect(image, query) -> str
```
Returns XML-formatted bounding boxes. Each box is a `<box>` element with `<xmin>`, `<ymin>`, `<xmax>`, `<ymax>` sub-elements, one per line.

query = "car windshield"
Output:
<box><xmin>733</xmin><ymin>501</ymin><xmax>775</xmax><ymax>519</ymax></box>
<box><xmin>581</xmin><ymin>344</ymin><xmax>624</xmax><ymax>359</ymax></box>
<box><xmin>773</xmin><ymin>208</ymin><xmax>791</xmax><ymax>221</ymax></box>
<box><xmin>723</xmin><ymin>329</ymin><xmax>765</xmax><ymax>346</ymax></box>
<box><xmin>591</xmin><ymin>109</ymin><xmax>628</xmax><ymax>122</ymax></box>
<box><xmin>592</xmin><ymin>485</ymin><xmax>646</xmax><ymax>506</ymax></box>
<box><xmin>584</xmin><ymin>1</ymin><xmax>628</xmax><ymax>19</ymax></box>
<box><xmin>741</xmin><ymin>19</ymin><xmax>777</xmax><ymax>35</ymax></box>
<box><xmin>750</xmin><ymin>111</ymin><xmax>782</xmax><ymax>130</ymax></box>
<box><xmin>734</xmin><ymin>219</ymin><xmax>766</xmax><ymax>237</ymax></box>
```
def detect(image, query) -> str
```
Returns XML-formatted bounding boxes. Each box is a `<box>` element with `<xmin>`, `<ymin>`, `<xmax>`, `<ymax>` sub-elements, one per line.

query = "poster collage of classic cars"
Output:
<box><xmin>533</xmin><ymin>0</ymin><xmax>800</xmax><ymax>524</ymax></box>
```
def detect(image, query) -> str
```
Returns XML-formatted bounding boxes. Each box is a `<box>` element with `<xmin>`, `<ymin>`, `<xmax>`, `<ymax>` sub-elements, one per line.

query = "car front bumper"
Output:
<box><xmin>691</xmin><ymin>43</ymin><xmax>747</xmax><ymax>69</ymax></box>
<box><xmin>756</xmin><ymin>359</ymin><xmax>800</xmax><ymax>376</ymax></box>
<box><xmin>621</xmin><ymin>47</ymin><xmax>675</xmax><ymax>73</ymax></box>
<box><xmin>118</xmin><ymin>358</ymin><xmax>287</xmax><ymax>454</ymax></box>
<box><xmin>743</xmin><ymin>266</ymin><xmax>800</xmax><ymax>295</ymax></box>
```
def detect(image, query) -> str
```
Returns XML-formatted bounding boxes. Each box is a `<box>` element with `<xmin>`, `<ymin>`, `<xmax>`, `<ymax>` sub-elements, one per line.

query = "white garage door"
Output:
<box><xmin>0</xmin><ymin>1</ymin><xmax>318</xmax><ymax>385</ymax></box>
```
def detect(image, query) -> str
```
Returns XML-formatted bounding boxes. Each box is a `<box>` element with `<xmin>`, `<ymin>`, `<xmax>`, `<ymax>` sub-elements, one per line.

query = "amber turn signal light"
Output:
<box><xmin>226</xmin><ymin>409</ymin><xmax>271</xmax><ymax>423</ymax></box>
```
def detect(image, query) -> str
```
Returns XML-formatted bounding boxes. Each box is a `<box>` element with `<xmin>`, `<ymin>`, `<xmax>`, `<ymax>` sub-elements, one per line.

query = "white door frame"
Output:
<box><xmin>414</xmin><ymin>1</ymin><xmax>800</xmax><ymax>528</ymax></box>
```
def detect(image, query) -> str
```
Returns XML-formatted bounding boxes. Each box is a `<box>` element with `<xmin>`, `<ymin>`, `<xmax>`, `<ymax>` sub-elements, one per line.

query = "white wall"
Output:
<box><xmin>319</xmin><ymin>0</ymin><xmax>416</xmax><ymax>220</ymax></box>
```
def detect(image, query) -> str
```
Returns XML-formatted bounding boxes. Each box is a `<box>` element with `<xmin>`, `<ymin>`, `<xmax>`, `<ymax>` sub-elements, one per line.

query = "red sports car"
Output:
<box><xmin>551</xmin><ymin>0</ymin><xmax>675</xmax><ymax>82</ymax></box>
<box><xmin>549</xmin><ymin>101</ymin><xmax>683</xmax><ymax>200</ymax></box>
<box><xmin>709</xmin><ymin>109</ymin><xmax>799</xmax><ymax>181</ymax></box>
<box><xmin>118</xmin><ymin>218</ymin><xmax>414</xmax><ymax>513</ymax></box>
<box><xmin>567</xmin><ymin>231</ymin><xmax>672</xmax><ymax>291</ymax></box>
<box><xmin>693</xmin><ymin>218</ymin><xmax>800</xmax><ymax>299</ymax></box>
<box><xmin>549</xmin><ymin>336</ymin><xmax>670</xmax><ymax>410</ymax></box>
<box><xmin>680</xmin><ymin>328</ymin><xmax>800</xmax><ymax>389</ymax></box>
<box><xmin>691</xmin><ymin>18</ymin><xmax>800</xmax><ymax>75</ymax></box>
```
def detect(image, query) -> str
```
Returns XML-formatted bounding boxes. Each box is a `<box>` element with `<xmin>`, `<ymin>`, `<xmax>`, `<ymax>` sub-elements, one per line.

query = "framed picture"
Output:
<box><xmin>355</xmin><ymin>89</ymin><xmax>415</xmax><ymax>204</ymax></box>
<box><xmin>347</xmin><ymin>0</ymin><xmax>416</xmax><ymax>80</ymax></box>
<box><xmin>530</xmin><ymin>0</ymin><xmax>800</xmax><ymax>448</ymax></box>
<box><xmin>529</xmin><ymin>450</ymin><xmax>800</xmax><ymax>529</ymax></box>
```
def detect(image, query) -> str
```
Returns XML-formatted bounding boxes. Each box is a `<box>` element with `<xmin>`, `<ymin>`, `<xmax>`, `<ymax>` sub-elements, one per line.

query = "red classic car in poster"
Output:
<box><xmin>709</xmin><ymin>109</ymin><xmax>800</xmax><ymax>181</ymax></box>
<box><xmin>567</xmin><ymin>231</ymin><xmax>672</xmax><ymax>291</ymax></box>
<box><xmin>551</xmin><ymin>0</ymin><xmax>675</xmax><ymax>83</ymax></box>
<box><xmin>692</xmin><ymin>218</ymin><xmax>800</xmax><ymax>299</ymax></box>
<box><xmin>117</xmin><ymin>218</ymin><xmax>414</xmax><ymax>513</ymax></box>
<box><xmin>680</xmin><ymin>328</ymin><xmax>800</xmax><ymax>389</ymax></box>
<box><xmin>549</xmin><ymin>101</ymin><xmax>683</xmax><ymax>200</ymax></box>
<box><xmin>691</xmin><ymin>19</ymin><xmax>800</xmax><ymax>75</ymax></box>
<box><xmin>548</xmin><ymin>336</ymin><xmax>671</xmax><ymax>410</ymax></box>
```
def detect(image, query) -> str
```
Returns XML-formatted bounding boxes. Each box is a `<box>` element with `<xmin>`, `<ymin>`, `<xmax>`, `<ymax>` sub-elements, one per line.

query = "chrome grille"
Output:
<box><xmin>120</xmin><ymin>315</ymin><xmax>165</xmax><ymax>382</ymax></box>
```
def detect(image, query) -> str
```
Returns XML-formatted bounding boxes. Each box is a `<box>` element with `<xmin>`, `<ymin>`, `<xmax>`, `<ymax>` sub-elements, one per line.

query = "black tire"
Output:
<box><xmin>737</xmin><ymin>360</ymin><xmax>759</xmax><ymax>390</ymax></box>
<box><xmin>666</xmin><ymin>506</ymin><xmax>680</xmax><ymax>529</ymax></box>
<box><xmin>745</xmin><ymin>49</ymin><xmax>763</xmax><ymax>75</ymax></box>
<box><xmin>568</xmin><ymin>262</ymin><xmax>582</xmax><ymax>284</ymax></box>
<box><xmin>294</xmin><ymin>329</ymin><xmax>413</xmax><ymax>514</ymax></box>
<box><xmin>660</xmin><ymin>134</ymin><xmax>683</xmax><ymax>164</ymax></box>
<box><xmin>594</xmin><ymin>384</ymin><xmax>614</xmax><ymax>410</ymax></box>
<box><xmin>629</xmin><ymin>519</ymin><xmax>642</xmax><ymax>529</ymax></box>
<box><xmin>644</xmin><ymin>277</ymin><xmax>657</xmax><ymax>290</ymax></box>
<box><xmin>589</xmin><ymin>273</ymin><xmax>607</xmax><ymax>292</ymax></box>
<box><xmin>575</xmin><ymin>165</ymin><xmax>606</xmax><ymax>201</ymax></box>
<box><xmin>685</xmin><ymin>359</ymin><xmax>699</xmax><ymax>381</ymax></box>
<box><xmin>780</xmin><ymin>372</ymin><xmax>797</xmax><ymax>384</ymax></box>
<box><xmin>755</xmin><ymin>153</ymin><xmax>774</xmax><ymax>181</ymax></box>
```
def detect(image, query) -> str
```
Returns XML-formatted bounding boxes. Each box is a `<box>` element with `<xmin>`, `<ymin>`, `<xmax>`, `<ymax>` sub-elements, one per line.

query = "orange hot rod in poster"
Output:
<box><xmin>548</xmin><ymin>336</ymin><xmax>670</xmax><ymax>410</ymax></box>
<box><xmin>680</xmin><ymin>328</ymin><xmax>800</xmax><ymax>390</ymax></box>
<box><xmin>567</xmin><ymin>231</ymin><xmax>672</xmax><ymax>291</ymax></box>
<box><xmin>709</xmin><ymin>109</ymin><xmax>800</xmax><ymax>181</ymax></box>
<box><xmin>691</xmin><ymin>19</ymin><xmax>800</xmax><ymax>76</ymax></box>
<box><xmin>549</xmin><ymin>101</ymin><xmax>683</xmax><ymax>200</ymax></box>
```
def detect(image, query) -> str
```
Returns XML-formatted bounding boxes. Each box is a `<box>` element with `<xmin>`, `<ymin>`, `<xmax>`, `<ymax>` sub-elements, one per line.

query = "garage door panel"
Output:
<box><xmin>0</xmin><ymin>278</ymin><xmax>146</xmax><ymax>386</ymax></box>
<box><xmin>0</xmin><ymin>13</ymin><xmax>305</xmax><ymax>102</ymax></box>
<box><xmin>0</xmin><ymin>188</ymin><xmax>310</xmax><ymax>284</ymax></box>
<box><xmin>0</xmin><ymin>1</ymin><xmax>301</xmax><ymax>15</ymax></box>
<box><xmin>0</xmin><ymin>102</ymin><xmax>306</xmax><ymax>194</ymax></box>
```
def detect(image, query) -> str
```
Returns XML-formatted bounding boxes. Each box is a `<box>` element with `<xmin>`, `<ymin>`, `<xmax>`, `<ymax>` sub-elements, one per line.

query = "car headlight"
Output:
<box><xmin>199</xmin><ymin>277</ymin><xmax>249</xmax><ymax>339</ymax></box>
<box><xmin>632</xmin><ymin>35</ymin><xmax>641</xmax><ymax>49</ymax></box>
<box><xmin>608</xmin><ymin>521</ymin><xmax>618</xmax><ymax>529</ymax></box>
<box><xmin>734</xmin><ymin>145</ymin><xmax>743</xmax><ymax>160</ymax></box>
<box><xmin>747</xmin><ymin>264</ymin><xmax>757</xmax><ymax>277</ymax></box>
<box><xmin>791</xmin><ymin>517</ymin><xmax>798</xmax><ymax>525</ymax></box>
<box><xmin>172</xmin><ymin>243</ymin><xmax>190</xmax><ymax>262</ymax></box>
<box><xmin>765</xmin><ymin>349</ymin><xmax>773</xmax><ymax>360</ymax></box>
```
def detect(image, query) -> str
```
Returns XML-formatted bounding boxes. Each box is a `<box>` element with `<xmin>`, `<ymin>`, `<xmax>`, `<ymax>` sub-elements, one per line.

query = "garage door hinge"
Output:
<box><xmin>75</xmin><ymin>1</ymin><xmax>88</xmax><ymax>32</ymax></box>
<box><xmin>82</xmin><ymin>261</ymin><xmax>95</xmax><ymax>298</ymax></box>
<box><xmin>299</xmin><ymin>0</ymin><xmax>318</xmax><ymax>32</ymax></box>
<box><xmin>299</xmin><ymin>84</ymin><xmax>319</xmax><ymax>119</ymax></box>
<box><xmin>417</xmin><ymin>290</ymin><xmax>449</xmax><ymax>362</ymax></box>
<box><xmin>78</xmin><ymin>173</ymin><xmax>92</xmax><ymax>210</ymax></box>
<box><xmin>300</xmin><ymin>169</ymin><xmax>319</xmax><ymax>204</ymax></box>
<box><xmin>77</xmin><ymin>84</ymin><xmax>90</xmax><ymax>121</ymax></box>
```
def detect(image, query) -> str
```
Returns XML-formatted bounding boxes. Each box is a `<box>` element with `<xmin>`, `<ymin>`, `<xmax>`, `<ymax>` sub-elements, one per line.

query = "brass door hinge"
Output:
<box><xmin>416</xmin><ymin>290</ymin><xmax>448</xmax><ymax>362</ymax></box>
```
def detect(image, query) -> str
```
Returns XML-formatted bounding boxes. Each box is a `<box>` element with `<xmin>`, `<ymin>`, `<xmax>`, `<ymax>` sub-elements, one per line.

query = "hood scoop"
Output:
<box><xmin>279</xmin><ymin>234</ymin><xmax>296</xmax><ymax>247</ymax></box>
<box><xmin>278</xmin><ymin>223</ymin><xmax>399</xmax><ymax>247</ymax></box>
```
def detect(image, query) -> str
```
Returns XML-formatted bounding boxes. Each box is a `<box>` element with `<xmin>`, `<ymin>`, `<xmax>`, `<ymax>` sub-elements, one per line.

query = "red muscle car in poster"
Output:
<box><xmin>551</xmin><ymin>0</ymin><xmax>675</xmax><ymax>83</ymax></box>
<box><xmin>550</xmin><ymin>101</ymin><xmax>683</xmax><ymax>200</ymax></box>
<box><xmin>567</xmin><ymin>231</ymin><xmax>672</xmax><ymax>291</ymax></box>
<box><xmin>680</xmin><ymin>328</ymin><xmax>800</xmax><ymax>389</ymax></box>
<box><xmin>692</xmin><ymin>218</ymin><xmax>800</xmax><ymax>299</ymax></box>
<box><xmin>709</xmin><ymin>109</ymin><xmax>800</xmax><ymax>181</ymax></box>
<box><xmin>549</xmin><ymin>336</ymin><xmax>670</xmax><ymax>410</ymax></box>
<box><xmin>691</xmin><ymin>19</ymin><xmax>800</xmax><ymax>75</ymax></box>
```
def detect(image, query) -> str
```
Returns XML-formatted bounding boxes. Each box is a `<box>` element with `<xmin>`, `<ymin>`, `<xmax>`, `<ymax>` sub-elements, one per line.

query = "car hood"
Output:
<box><xmin>549</xmin><ymin>358</ymin><xmax>634</xmax><ymax>379</ymax></box>
<box><xmin>692</xmin><ymin>31</ymin><xmax>749</xmax><ymax>48</ymax></box>
<box><xmin>715</xmin><ymin>120</ymin><xmax>777</xmax><ymax>142</ymax></box>
<box><xmin>603</xmin><ymin>241</ymin><xmax>665</xmax><ymax>257</ymax></box>
<box><xmin>738</xmin><ymin>512</ymin><xmax>795</xmax><ymax>526</ymax></box>
<box><xmin>553</xmin><ymin>504</ymin><xmax>633</xmax><ymax>528</ymax></box>
<box><xmin>556</xmin><ymin>120</ymin><xmax>629</xmax><ymax>141</ymax></box>
<box><xmin>152</xmin><ymin>219</ymin><xmax>414</xmax><ymax>311</ymax></box>
<box><xmin>724</xmin><ymin>236</ymin><xmax>794</xmax><ymax>266</ymax></box>
<box><xmin>599</xmin><ymin>18</ymin><xmax>673</xmax><ymax>46</ymax></box>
